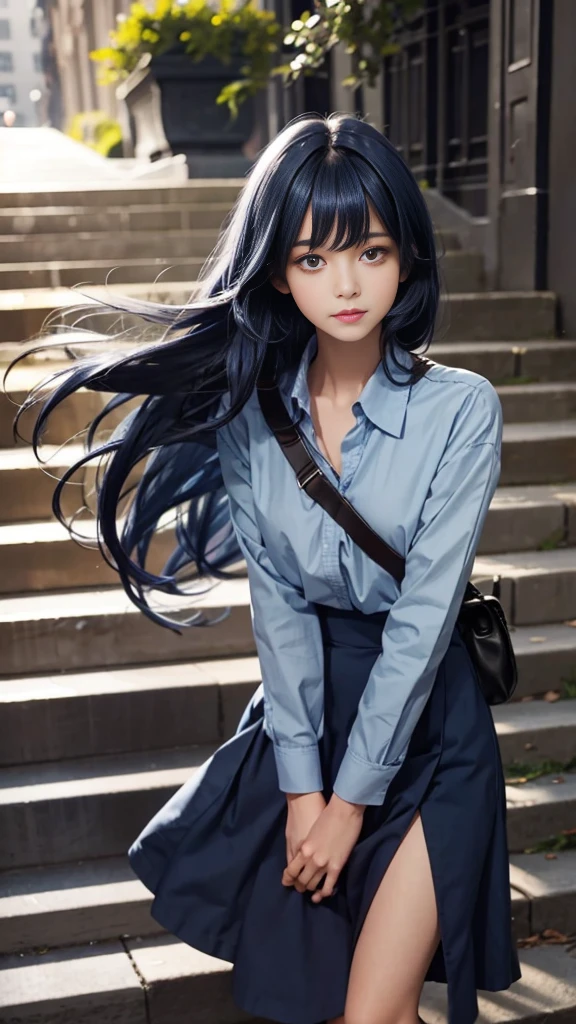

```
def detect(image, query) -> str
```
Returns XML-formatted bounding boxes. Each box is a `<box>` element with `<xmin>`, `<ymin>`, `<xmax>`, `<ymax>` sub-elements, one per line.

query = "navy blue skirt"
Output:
<box><xmin>128</xmin><ymin>603</ymin><xmax>522</xmax><ymax>1024</ymax></box>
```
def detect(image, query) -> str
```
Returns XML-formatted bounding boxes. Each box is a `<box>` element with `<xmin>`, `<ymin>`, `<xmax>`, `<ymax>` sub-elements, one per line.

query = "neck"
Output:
<box><xmin>309</xmin><ymin>324</ymin><xmax>385</xmax><ymax>404</ymax></box>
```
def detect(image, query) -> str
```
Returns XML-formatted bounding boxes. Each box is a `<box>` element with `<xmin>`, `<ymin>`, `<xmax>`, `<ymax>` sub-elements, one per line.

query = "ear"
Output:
<box><xmin>399</xmin><ymin>266</ymin><xmax>410</xmax><ymax>284</ymax></box>
<box><xmin>269</xmin><ymin>272</ymin><xmax>291</xmax><ymax>295</ymax></box>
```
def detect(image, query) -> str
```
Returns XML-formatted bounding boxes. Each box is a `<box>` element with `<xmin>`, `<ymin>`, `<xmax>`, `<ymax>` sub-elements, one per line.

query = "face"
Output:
<box><xmin>270</xmin><ymin>200</ymin><xmax>408</xmax><ymax>344</ymax></box>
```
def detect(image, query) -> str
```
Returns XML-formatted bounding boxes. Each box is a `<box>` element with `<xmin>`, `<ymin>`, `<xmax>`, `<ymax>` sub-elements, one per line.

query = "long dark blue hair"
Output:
<box><xmin>9</xmin><ymin>111</ymin><xmax>440</xmax><ymax>630</ymax></box>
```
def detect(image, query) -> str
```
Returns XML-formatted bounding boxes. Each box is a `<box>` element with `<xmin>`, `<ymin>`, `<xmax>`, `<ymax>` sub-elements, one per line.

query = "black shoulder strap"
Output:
<box><xmin>255</xmin><ymin>368</ymin><xmax>408</xmax><ymax>584</ymax></box>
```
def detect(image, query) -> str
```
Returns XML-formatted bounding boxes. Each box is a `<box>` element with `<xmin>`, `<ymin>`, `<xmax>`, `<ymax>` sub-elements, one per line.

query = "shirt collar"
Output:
<box><xmin>284</xmin><ymin>331</ymin><xmax>414</xmax><ymax>438</ymax></box>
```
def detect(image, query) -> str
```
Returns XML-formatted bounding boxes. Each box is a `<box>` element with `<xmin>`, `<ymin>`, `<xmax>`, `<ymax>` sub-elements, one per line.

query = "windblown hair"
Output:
<box><xmin>9</xmin><ymin>111</ymin><xmax>440</xmax><ymax>629</ymax></box>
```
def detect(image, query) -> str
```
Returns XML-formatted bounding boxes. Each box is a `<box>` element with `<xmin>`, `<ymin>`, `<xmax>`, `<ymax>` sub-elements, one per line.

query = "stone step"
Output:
<box><xmin>492</xmin><ymin>698</ymin><xmax>576</xmax><ymax>765</ymax></box>
<box><xmin>498</xmin><ymin>381</ymin><xmax>576</xmax><ymax>422</ymax></box>
<box><xmin>432</xmin><ymin>338</ymin><xmax>576</xmax><ymax>382</ymax></box>
<box><xmin>0</xmin><ymin>580</ymin><xmax>254</xmax><ymax>675</ymax></box>
<box><xmin>0</xmin><ymin>473</ymin><xmax>575</xmax><ymax>589</ymax></box>
<box><xmin>1</xmin><ymin>643</ymin><xmax>573</xmax><ymax>767</ymax></box>
<box><xmin>0</xmin><ymin>255</ymin><xmax>204</xmax><ymax>291</ymax></box>
<box><xmin>486</xmin><ymin>482</ymin><xmax>576</xmax><ymax>555</ymax></box>
<box><xmin>0</xmin><ymin>738</ymin><xmax>572</xmax><ymax>870</ymax></box>
<box><xmin>501</xmin><ymin>419</ymin><xmax>576</xmax><ymax>484</ymax></box>
<box><xmin>0</xmin><ymin>249</ymin><xmax>486</xmax><ymax>294</ymax></box>
<box><xmin>1</xmin><ymin>423</ymin><xmax>574</xmax><ymax>529</ymax></box>
<box><xmin>0</xmin><ymin>381</ymin><xmax>116</xmax><ymax>449</ymax></box>
<box><xmin>439</xmin><ymin>250</ymin><xmax>486</xmax><ymax>292</ymax></box>
<box><xmin>9</xmin><ymin>338</ymin><xmax>571</xmax><ymax>380</ymax></box>
<box><xmin>0</xmin><ymin>745</ymin><xmax>219</xmax><ymax>870</ymax></box>
<box><xmin>1</xmin><ymin>573</ymin><xmax>576</xmax><ymax>690</ymax></box>
<box><xmin>508</xmin><ymin>621</ymin><xmax>576</xmax><ymax>699</ymax></box>
<box><xmin>509</xmin><ymin>849</ymin><xmax>576</xmax><ymax>938</ymax></box>
<box><xmin>0</xmin><ymin>283</ymin><xmax>556</xmax><ymax>344</ymax></box>
<box><xmin>437</xmin><ymin>290</ymin><xmax>557</xmax><ymax>342</ymax></box>
<box><xmin>0</xmin><ymin>656</ymin><xmax>260</xmax><ymax>766</ymax></box>
<box><xmin>0</xmin><ymin>202</ymin><xmax>234</xmax><ymax>237</ymax></box>
<box><xmin>0</xmin><ymin>856</ymin><xmax>165</xmax><ymax>955</ymax></box>
<box><xmin>4</xmin><ymin>373</ymin><xmax>575</xmax><ymax>456</ymax></box>
<box><xmin>0</xmin><ymin>228</ymin><xmax>222</xmax><ymax>264</ymax></box>
<box><xmin>3</xmin><ymin>343</ymin><xmax>576</xmax><ymax>451</ymax></box>
<box><xmin>506</xmin><ymin>773</ymin><xmax>576</xmax><ymax>852</ymax></box>
<box><xmin>0</xmin><ymin>179</ymin><xmax>245</xmax><ymax>209</ymax></box>
<box><xmin>0</xmin><ymin>520</ymin><xmax>175</xmax><ymax>593</ymax></box>
<box><xmin>2</xmin><ymin>507</ymin><xmax>576</xmax><ymax>620</ymax></box>
<box><xmin>0</xmin><ymin>846</ymin><xmax>574</xmax><ymax>955</ymax></box>
<box><xmin>2</xmin><ymin>936</ymin><xmax>576</xmax><ymax>1024</ymax></box>
<box><xmin>475</xmin><ymin>546</ymin><xmax>576</xmax><ymax>626</ymax></box>
<box><xmin>0</xmin><ymin>444</ymin><xmax>87</xmax><ymax>523</ymax></box>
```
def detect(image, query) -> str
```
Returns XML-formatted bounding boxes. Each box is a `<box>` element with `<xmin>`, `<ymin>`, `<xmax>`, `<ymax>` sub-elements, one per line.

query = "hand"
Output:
<box><xmin>282</xmin><ymin>792</ymin><xmax>366</xmax><ymax>903</ymax></box>
<box><xmin>285</xmin><ymin>791</ymin><xmax>327</xmax><ymax>865</ymax></box>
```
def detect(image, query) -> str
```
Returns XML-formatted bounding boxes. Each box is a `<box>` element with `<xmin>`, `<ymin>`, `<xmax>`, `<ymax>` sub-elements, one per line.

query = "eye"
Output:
<box><xmin>361</xmin><ymin>246</ymin><xmax>390</xmax><ymax>263</ymax></box>
<box><xmin>295</xmin><ymin>253</ymin><xmax>325</xmax><ymax>271</ymax></box>
<box><xmin>294</xmin><ymin>245</ymin><xmax>391</xmax><ymax>272</ymax></box>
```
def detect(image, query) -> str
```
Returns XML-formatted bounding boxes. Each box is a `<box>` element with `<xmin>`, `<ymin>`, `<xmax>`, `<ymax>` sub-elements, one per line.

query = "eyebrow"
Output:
<box><xmin>293</xmin><ymin>231</ymin><xmax>391</xmax><ymax>248</ymax></box>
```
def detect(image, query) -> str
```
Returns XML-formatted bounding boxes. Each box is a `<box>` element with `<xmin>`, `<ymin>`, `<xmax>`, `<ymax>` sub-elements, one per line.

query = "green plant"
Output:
<box><xmin>503</xmin><ymin>756</ymin><xmax>576</xmax><ymax>784</ymax></box>
<box><xmin>538</xmin><ymin>527</ymin><xmax>566</xmax><ymax>551</ymax></box>
<box><xmin>524</xmin><ymin>830</ymin><xmax>576</xmax><ymax>854</ymax></box>
<box><xmin>90</xmin><ymin>0</ymin><xmax>283</xmax><ymax>118</ymax></box>
<box><xmin>271</xmin><ymin>0</ymin><xmax>421</xmax><ymax>91</ymax></box>
<box><xmin>92</xmin><ymin>0</ymin><xmax>423</xmax><ymax>118</ymax></box>
<box><xmin>561</xmin><ymin>669</ymin><xmax>576</xmax><ymax>699</ymax></box>
<box><xmin>67</xmin><ymin>110</ymin><xmax>123</xmax><ymax>157</ymax></box>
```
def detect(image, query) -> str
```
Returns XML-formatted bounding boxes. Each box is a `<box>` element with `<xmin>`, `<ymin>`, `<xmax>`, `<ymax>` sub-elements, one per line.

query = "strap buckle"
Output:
<box><xmin>297</xmin><ymin>465</ymin><xmax>321</xmax><ymax>489</ymax></box>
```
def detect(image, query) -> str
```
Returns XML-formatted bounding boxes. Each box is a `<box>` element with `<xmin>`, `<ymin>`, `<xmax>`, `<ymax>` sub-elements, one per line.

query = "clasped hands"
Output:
<box><xmin>282</xmin><ymin>790</ymin><xmax>366</xmax><ymax>903</ymax></box>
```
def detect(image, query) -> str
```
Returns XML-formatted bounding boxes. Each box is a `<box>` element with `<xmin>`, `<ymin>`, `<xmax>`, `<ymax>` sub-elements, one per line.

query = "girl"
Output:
<box><xmin>15</xmin><ymin>112</ymin><xmax>522</xmax><ymax>1024</ymax></box>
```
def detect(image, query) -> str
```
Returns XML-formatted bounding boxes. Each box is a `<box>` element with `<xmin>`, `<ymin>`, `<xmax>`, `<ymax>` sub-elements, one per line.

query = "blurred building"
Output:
<box><xmin>0</xmin><ymin>0</ymin><xmax>45</xmax><ymax>126</ymax></box>
<box><xmin>38</xmin><ymin>0</ymin><xmax>131</xmax><ymax>130</ymax></box>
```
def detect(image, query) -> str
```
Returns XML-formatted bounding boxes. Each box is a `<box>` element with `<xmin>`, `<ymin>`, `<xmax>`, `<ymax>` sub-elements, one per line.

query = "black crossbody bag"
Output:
<box><xmin>255</xmin><ymin>365</ymin><xmax>518</xmax><ymax>706</ymax></box>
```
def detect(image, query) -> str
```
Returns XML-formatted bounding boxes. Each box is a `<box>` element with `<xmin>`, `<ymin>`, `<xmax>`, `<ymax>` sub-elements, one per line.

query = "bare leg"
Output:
<box><xmin>340</xmin><ymin>809</ymin><xmax>440</xmax><ymax>1024</ymax></box>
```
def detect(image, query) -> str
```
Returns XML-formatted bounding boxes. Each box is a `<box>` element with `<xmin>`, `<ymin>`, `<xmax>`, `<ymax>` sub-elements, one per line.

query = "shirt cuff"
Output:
<box><xmin>332</xmin><ymin>748</ymin><xmax>406</xmax><ymax>807</ymax></box>
<box><xmin>273</xmin><ymin>742</ymin><xmax>324</xmax><ymax>795</ymax></box>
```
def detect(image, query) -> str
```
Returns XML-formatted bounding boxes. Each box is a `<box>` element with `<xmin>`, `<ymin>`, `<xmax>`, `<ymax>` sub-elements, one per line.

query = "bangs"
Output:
<box><xmin>273</xmin><ymin>148</ymin><xmax>403</xmax><ymax>274</ymax></box>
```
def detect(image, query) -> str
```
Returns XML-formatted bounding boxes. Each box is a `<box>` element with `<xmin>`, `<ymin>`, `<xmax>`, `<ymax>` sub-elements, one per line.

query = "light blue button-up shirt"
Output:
<box><xmin>216</xmin><ymin>332</ymin><xmax>502</xmax><ymax>807</ymax></box>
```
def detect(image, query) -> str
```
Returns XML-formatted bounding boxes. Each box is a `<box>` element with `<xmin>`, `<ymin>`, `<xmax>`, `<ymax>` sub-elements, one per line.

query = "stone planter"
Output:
<box><xmin>117</xmin><ymin>48</ymin><xmax>264</xmax><ymax>177</ymax></box>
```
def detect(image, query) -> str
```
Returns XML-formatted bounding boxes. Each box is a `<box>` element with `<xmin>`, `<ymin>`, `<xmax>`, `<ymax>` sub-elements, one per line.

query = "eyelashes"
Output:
<box><xmin>294</xmin><ymin>247</ymin><xmax>392</xmax><ymax>272</ymax></box>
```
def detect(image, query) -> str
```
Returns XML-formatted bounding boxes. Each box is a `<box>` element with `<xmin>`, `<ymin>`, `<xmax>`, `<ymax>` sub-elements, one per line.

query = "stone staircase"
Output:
<box><xmin>0</xmin><ymin>181</ymin><xmax>576</xmax><ymax>1023</ymax></box>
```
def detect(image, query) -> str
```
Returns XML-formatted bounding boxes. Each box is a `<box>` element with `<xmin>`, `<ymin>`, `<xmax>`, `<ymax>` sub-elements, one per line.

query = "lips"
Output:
<box><xmin>332</xmin><ymin>310</ymin><xmax>367</xmax><ymax>323</ymax></box>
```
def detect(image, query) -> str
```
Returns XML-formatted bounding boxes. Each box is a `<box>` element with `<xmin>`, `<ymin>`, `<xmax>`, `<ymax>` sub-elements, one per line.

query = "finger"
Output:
<box><xmin>305</xmin><ymin>867</ymin><xmax>328</xmax><ymax>893</ymax></box>
<box><xmin>282</xmin><ymin>851</ymin><xmax>304</xmax><ymax>886</ymax></box>
<box><xmin>311</xmin><ymin>865</ymin><xmax>341</xmax><ymax>903</ymax></box>
<box><xmin>299</xmin><ymin>860</ymin><xmax>329</xmax><ymax>890</ymax></box>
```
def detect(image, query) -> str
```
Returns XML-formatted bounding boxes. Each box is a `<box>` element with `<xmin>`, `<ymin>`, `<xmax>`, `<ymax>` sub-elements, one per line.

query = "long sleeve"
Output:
<box><xmin>332</xmin><ymin>380</ymin><xmax>503</xmax><ymax>807</ymax></box>
<box><xmin>216</xmin><ymin>416</ymin><xmax>325</xmax><ymax>796</ymax></box>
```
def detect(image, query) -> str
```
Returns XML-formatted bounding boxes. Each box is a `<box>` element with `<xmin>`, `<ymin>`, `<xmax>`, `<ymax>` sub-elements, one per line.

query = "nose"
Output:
<box><xmin>333</xmin><ymin>259</ymin><xmax>360</xmax><ymax>299</ymax></box>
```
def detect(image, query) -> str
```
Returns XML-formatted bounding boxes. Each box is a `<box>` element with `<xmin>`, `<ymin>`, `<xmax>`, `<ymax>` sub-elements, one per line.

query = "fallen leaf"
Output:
<box><xmin>524</xmin><ymin>742</ymin><xmax>536</xmax><ymax>750</ymax></box>
<box><xmin>529</xmin><ymin>636</ymin><xmax>548</xmax><ymax>643</ymax></box>
<box><xmin>542</xmin><ymin>929</ymin><xmax>569</xmax><ymax>943</ymax></box>
<box><xmin>543</xmin><ymin>690</ymin><xmax>561</xmax><ymax>702</ymax></box>
<box><xmin>552</xmin><ymin>775</ymin><xmax>565</xmax><ymax>784</ymax></box>
<box><xmin>544</xmin><ymin>853</ymin><xmax>558</xmax><ymax>860</ymax></box>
